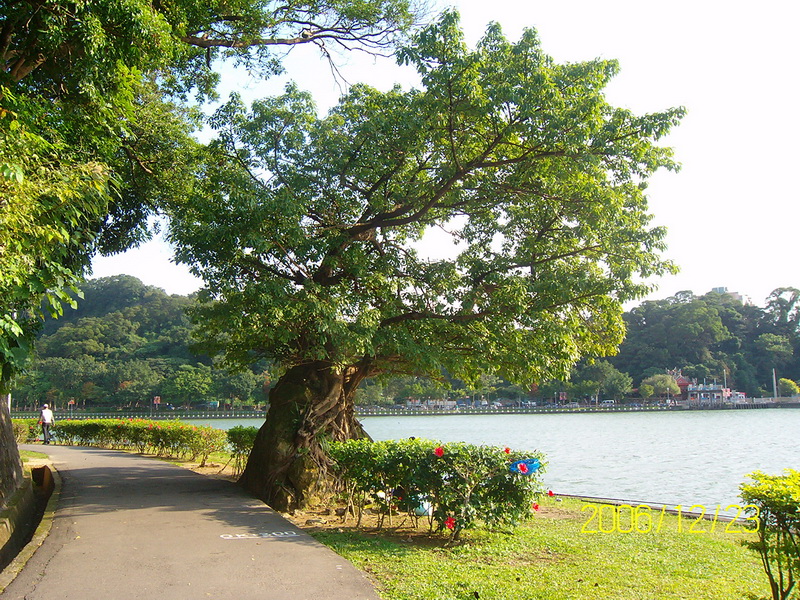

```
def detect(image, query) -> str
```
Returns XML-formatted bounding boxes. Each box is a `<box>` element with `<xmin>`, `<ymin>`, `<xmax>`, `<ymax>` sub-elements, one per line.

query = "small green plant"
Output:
<box><xmin>226</xmin><ymin>426</ymin><xmax>259</xmax><ymax>476</ymax></box>
<box><xmin>740</xmin><ymin>469</ymin><xmax>800</xmax><ymax>600</ymax></box>
<box><xmin>329</xmin><ymin>438</ymin><xmax>546</xmax><ymax>541</ymax></box>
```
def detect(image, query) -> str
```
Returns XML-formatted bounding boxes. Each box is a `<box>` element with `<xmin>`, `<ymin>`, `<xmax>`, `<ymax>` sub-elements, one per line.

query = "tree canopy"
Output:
<box><xmin>1</xmin><ymin>0</ymin><xmax>419</xmax><ymax>391</ymax></box>
<box><xmin>174</xmin><ymin>12</ymin><xmax>683</xmax><ymax>387</ymax></box>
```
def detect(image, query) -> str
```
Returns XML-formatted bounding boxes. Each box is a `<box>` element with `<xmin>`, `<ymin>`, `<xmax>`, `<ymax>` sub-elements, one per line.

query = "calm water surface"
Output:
<box><xmin>200</xmin><ymin>409</ymin><xmax>800</xmax><ymax>510</ymax></box>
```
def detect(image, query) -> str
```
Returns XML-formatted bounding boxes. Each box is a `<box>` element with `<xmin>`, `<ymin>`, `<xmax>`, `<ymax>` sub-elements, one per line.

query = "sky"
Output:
<box><xmin>91</xmin><ymin>0</ymin><xmax>800</xmax><ymax>307</ymax></box>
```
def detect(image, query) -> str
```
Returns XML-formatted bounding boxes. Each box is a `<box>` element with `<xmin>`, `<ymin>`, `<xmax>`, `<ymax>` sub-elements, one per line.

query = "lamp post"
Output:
<box><xmin>772</xmin><ymin>369</ymin><xmax>778</xmax><ymax>399</ymax></box>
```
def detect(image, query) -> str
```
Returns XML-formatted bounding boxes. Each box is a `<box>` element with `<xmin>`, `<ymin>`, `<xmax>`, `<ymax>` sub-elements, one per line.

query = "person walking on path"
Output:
<box><xmin>39</xmin><ymin>404</ymin><xmax>54</xmax><ymax>444</ymax></box>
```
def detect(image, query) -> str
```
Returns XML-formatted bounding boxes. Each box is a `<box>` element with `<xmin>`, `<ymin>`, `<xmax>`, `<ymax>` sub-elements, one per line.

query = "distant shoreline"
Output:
<box><xmin>11</xmin><ymin>401</ymin><xmax>800</xmax><ymax>421</ymax></box>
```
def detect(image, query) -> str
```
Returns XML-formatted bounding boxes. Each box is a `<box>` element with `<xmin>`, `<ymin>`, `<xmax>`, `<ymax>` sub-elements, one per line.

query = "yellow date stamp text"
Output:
<box><xmin>580</xmin><ymin>503</ymin><xmax>760</xmax><ymax>534</ymax></box>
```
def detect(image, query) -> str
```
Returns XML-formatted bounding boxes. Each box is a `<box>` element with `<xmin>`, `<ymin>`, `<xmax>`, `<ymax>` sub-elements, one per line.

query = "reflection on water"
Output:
<box><xmin>196</xmin><ymin>409</ymin><xmax>800</xmax><ymax>509</ymax></box>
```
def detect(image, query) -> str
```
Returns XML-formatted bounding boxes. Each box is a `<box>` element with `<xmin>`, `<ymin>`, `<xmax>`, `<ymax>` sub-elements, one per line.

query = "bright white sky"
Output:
<box><xmin>91</xmin><ymin>0</ymin><xmax>800</xmax><ymax>307</ymax></box>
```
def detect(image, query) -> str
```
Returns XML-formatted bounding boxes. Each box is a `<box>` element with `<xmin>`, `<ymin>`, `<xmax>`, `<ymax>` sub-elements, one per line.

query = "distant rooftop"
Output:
<box><xmin>711</xmin><ymin>287</ymin><xmax>752</xmax><ymax>305</ymax></box>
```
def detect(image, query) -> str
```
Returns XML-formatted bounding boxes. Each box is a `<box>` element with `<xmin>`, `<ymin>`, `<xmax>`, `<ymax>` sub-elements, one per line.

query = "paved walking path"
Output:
<box><xmin>2</xmin><ymin>445</ymin><xmax>379</xmax><ymax>600</ymax></box>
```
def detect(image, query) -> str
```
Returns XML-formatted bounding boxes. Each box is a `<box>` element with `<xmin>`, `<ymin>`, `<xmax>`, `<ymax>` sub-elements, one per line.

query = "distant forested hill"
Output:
<box><xmin>610</xmin><ymin>288</ymin><xmax>800</xmax><ymax>397</ymax></box>
<box><xmin>13</xmin><ymin>276</ymin><xmax>267</xmax><ymax>410</ymax></box>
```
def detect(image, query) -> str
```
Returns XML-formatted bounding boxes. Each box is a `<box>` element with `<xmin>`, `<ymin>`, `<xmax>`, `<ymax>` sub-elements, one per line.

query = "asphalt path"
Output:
<box><xmin>2</xmin><ymin>445</ymin><xmax>379</xmax><ymax>600</ymax></box>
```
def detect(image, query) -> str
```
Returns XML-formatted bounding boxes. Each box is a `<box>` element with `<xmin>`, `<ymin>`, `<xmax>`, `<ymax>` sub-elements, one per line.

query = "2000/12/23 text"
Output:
<box><xmin>581</xmin><ymin>504</ymin><xmax>760</xmax><ymax>534</ymax></box>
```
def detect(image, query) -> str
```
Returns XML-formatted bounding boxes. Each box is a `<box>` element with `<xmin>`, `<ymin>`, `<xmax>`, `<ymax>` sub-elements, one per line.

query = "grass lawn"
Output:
<box><xmin>19</xmin><ymin>450</ymin><xmax>48</xmax><ymax>463</ymax></box>
<box><xmin>308</xmin><ymin>497</ymin><xmax>768</xmax><ymax>600</ymax></box>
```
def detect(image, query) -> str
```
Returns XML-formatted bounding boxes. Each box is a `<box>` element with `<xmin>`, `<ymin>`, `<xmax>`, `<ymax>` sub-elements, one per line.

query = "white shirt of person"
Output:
<box><xmin>41</xmin><ymin>407</ymin><xmax>54</xmax><ymax>424</ymax></box>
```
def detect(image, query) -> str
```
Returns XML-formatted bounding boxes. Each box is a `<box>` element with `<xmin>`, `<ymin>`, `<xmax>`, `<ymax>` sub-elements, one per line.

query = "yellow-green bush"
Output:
<box><xmin>740</xmin><ymin>469</ymin><xmax>800</xmax><ymax>600</ymax></box>
<box><xmin>12</xmin><ymin>418</ymin><xmax>38</xmax><ymax>443</ymax></box>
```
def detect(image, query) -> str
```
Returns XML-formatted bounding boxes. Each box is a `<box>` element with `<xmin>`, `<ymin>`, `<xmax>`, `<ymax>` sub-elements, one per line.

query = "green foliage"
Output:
<box><xmin>11</xmin><ymin>276</ymin><xmax>268</xmax><ymax>410</ymax></box>
<box><xmin>354</xmin><ymin>379</ymin><xmax>392</xmax><ymax>405</ymax></box>
<box><xmin>740</xmin><ymin>470</ymin><xmax>800</xmax><ymax>600</ymax></box>
<box><xmin>226</xmin><ymin>425</ymin><xmax>259</xmax><ymax>475</ymax></box>
<box><xmin>778</xmin><ymin>378</ymin><xmax>800</xmax><ymax>398</ymax></box>
<box><xmin>162</xmin><ymin>364</ymin><xmax>213</xmax><ymax>407</ymax></box>
<box><xmin>638</xmin><ymin>383</ymin><xmax>655</xmax><ymax>400</ymax></box>
<box><xmin>329</xmin><ymin>438</ymin><xmax>546</xmax><ymax>540</ymax></box>
<box><xmin>39</xmin><ymin>418</ymin><xmax>228</xmax><ymax>466</ymax></box>
<box><xmin>11</xmin><ymin>418</ymin><xmax>38</xmax><ymax>443</ymax></box>
<box><xmin>185</xmin><ymin>424</ymin><xmax>228</xmax><ymax>467</ymax></box>
<box><xmin>1</xmin><ymin>0</ymin><xmax>418</xmax><ymax>391</ymax></box>
<box><xmin>173</xmin><ymin>11</ymin><xmax>683</xmax><ymax>393</ymax></box>
<box><xmin>640</xmin><ymin>373</ymin><xmax>680</xmax><ymax>399</ymax></box>
<box><xmin>572</xmin><ymin>360</ymin><xmax>632</xmax><ymax>401</ymax></box>
<box><xmin>612</xmin><ymin>288</ymin><xmax>800</xmax><ymax>396</ymax></box>
<box><xmin>0</xmin><ymin>101</ymin><xmax>112</xmax><ymax>390</ymax></box>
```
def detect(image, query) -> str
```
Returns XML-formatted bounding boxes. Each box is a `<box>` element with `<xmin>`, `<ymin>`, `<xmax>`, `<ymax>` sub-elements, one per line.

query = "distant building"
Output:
<box><xmin>673</xmin><ymin>372</ymin><xmax>691</xmax><ymax>397</ymax></box>
<box><xmin>668</xmin><ymin>369</ymin><xmax>742</xmax><ymax>403</ymax></box>
<box><xmin>686</xmin><ymin>382</ymin><xmax>730</xmax><ymax>404</ymax></box>
<box><xmin>711</xmin><ymin>286</ymin><xmax>752</xmax><ymax>305</ymax></box>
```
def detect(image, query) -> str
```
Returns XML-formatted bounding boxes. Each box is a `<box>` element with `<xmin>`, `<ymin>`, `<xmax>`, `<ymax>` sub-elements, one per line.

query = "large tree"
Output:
<box><xmin>171</xmin><ymin>13</ymin><xmax>683</xmax><ymax>510</ymax></box>
<box><xmin>1</xmin><ymin>0</ymin><xmax>418</xmax><ymax>507</ymax></box>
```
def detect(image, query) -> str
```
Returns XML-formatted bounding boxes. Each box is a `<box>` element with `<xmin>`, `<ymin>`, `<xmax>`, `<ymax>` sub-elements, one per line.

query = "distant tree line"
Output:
<box><xmin>11</xmin><ymin>276</ymin><xmax>268</xmax><ymax>411</ymax></box>
<box><xmin>363</xmin><ymin>288</ymin><xmax>800</xmax><ymax>404</ymax></box>
<box><xmin>11</xmin><ymin>279</ymin><xmax>800</xmax><ymax>410</ymax></box>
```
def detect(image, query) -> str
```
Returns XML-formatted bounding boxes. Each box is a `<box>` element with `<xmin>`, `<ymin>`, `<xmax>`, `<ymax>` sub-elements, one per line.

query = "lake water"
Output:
<box><xmin>197</xmin><ymin>409</ymin><xmax>800</xmax><ymax>511</ymax></box>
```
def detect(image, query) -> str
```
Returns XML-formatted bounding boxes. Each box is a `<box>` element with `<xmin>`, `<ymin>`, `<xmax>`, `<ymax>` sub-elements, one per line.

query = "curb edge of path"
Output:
<box><xmin>0</xmin><ymin>461</ymin><xmax>62</xmax><ymax>594</ymax></box>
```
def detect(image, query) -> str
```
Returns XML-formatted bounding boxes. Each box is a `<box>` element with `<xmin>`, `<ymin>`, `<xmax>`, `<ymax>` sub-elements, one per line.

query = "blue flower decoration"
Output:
<box><xmin>509</xmin><ymin>458</ymin><xmax>541</xmax><ymax>475</ymax></box>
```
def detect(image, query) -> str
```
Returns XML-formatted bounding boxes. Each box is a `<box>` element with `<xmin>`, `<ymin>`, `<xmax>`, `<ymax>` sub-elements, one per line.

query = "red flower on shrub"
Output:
<box><xmin>532</xmin><ymin>503</ymin><xmax>540</xmax><ymax>512</ymax></box>
<box><xmin>434</xmin><ymin>446</ymin><xmax>444</xmax><ymax>457</ymax></box>
<box><xmin>504</xmin><ymin>447</ymin><xmax>511</xmax><ymax>454</ymax></box>
<box><xmin>444</xmin><ymin>516</ymin><xmax>456</xmax><ymax>530</ymax></box>
<box><xmin>518</xmin><ymin>462</ymin><xmax>529</xmax><ymax>474</ymax></box>
<box><xmin>548</xmin><ymin>490</ymin><xmax>555</xmax><ymax>497</ymax></box>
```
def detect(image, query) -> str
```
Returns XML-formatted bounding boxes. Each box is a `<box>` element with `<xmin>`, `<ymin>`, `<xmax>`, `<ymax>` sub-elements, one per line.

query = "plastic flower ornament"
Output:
<box><xmin>509</xmin><ymin>458</ymin><xmax>540</xmax><ymax>475</ymax></box>
<box><xmin>434</xmin><ymin>446</ymin><xmax>445</xmax><ymax>457</ymax></box>
<box><xmin>444</xmin><ymin>516</ymin><xmax>456</xmax><ymax>530</ymax></box>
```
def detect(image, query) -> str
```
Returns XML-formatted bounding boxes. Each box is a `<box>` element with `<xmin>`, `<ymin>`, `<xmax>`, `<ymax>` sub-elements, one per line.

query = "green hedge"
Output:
<box><xmin>329</xmin><ymin>438</ymin><xmax>547</xmax><ymax>540</ymax></box>
<box><xmin>14</xmin><ymin>418</ymin><xmax>228</xmax><ymax>467</ymax></box>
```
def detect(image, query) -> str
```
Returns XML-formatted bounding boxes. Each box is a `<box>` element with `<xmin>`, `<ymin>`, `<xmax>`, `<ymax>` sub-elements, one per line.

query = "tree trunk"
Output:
<box><xmin>0</xmin><ymin>392</ymin><xmax>23</xmax><ymax>508</ymax></box>
<box><xmin>239</xmin><ymin>362</ymin><xmax>371</xmax><ymax>512</ymax></box>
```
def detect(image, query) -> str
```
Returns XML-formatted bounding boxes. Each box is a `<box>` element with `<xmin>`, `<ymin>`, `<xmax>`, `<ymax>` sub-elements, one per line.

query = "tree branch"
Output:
<box><xmin>380</xmin><ymin>309</ymin><xmax>491</xmax><ymax>328</ymax></box>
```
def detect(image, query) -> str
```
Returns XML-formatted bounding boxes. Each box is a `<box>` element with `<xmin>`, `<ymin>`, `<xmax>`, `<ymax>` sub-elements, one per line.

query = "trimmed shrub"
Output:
<box><xmin>12</xmin><ymin>418</ymin><xmax>39</xmax><ymax>443</ymax></box>
<box><xmin>40</xmin><ymin>419</ymin><xmax>229</xmax><ymax>467</ymax></box>
<box><xmin>330</xmin><ymin>438</ymin><xmax>546</xmax><ymax>539</ymax></box>
<box><xmin>186</xmin><ymin>425</ymin><xmax>228</xmax><ymax>467</ymax></box>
